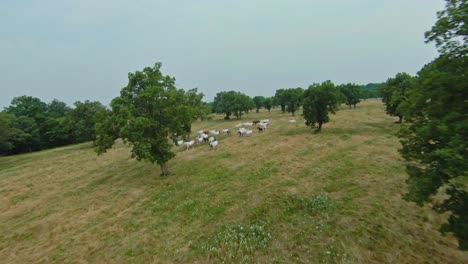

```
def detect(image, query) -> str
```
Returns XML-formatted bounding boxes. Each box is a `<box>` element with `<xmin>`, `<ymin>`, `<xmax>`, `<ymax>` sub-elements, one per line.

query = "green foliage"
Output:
<box><xmin>263</xmin><ymin>97</ymin><xmax>273</xmax><ymax>112</ymax></box>
<box><xmin>285</xmin><ymin>88</ymin><xmax>304</xmax><ymax>116</ymax></box>
<box><xmin>274</xmin><ymin>89</ymin><xmax>287</xmax><ymax>113</ymax></box>
<box><xmin>0</xmin><ymin>113</ymin><xmax>31</xmax><ymax>155</ymax></box>
<box><xmin>425</xmin><ymin>0</ymin><xmax>467</xmax><ymax>57</ymax></box>
<box><xmin>252</xmin><ymin>96</ymin><xmax>266</xmax><ymax>113</ymax></box>
<box><xmin>95</xmin><ymin>62</ymin><xmax>198</xmax><ymax>176</ymax></box>
<box><xmin>274</xmin><ymin>88</ymin><xmax>304</xmax><ymax>115</ymax></box>
<box><xmin>380</xmin><ymin>72</ymin><xmax>414</xmax><ymax>123</ymax></box>
<box><xmin>398</xmin><ymin>2</ymin><xmax>467</xmax><ymax>249</ymax></box>
<box><xmin>302</xmin><ymin>81</ymin><xmax>341</xmax><ymax>132</ymax></box>
<box><xmin>339</xmin><ymin>83</ymin><xmax>362</xmax><ymax>108</ymax></box>
<box><xmin>361</xmin><ymin>83</ymin><xmax>383</xmax><ymax>99</ymax></box>
<box><xmin>67</xmin><ymin>100</ymin><xmax>106</xmax><ymax>143</ymax></box>
<box><xmin>203</xmin><ymin>223</ymin><xmax>271</xmax><ymax>261</ymax></box>
<box><xmin>398</xmin><ymin>55</ymin><xmax>467</xmax><ymax>249</ymax></box>
<box><xmin>4</xmin><ymin>95</ymin><xmax>47</xmax><ymax>124</ymax></box>
<box><xmin>212</xmin><ymin>91</ymin><xmax>254</xmax><ymax>119</ymax></box>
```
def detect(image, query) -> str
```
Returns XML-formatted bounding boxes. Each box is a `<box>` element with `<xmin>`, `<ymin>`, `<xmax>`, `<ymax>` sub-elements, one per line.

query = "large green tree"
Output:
<box><xmin>380</xmin><ymin>72</ymin><xmax>413</xmax><ymax>123</ymax></box>
<box><xmin>95</xmin><ymin>62</ymin><xmax>194</xmax><ymax>176</ymax></box>
<box><xmin>398</xmin><ymin>0</ymin><xmax>468</xmax><ymax>250</ymax></box>
<box><xmin>302</xmin><ymin>81</ymin><xmax>341</xmax><ymax>132</ymax></box>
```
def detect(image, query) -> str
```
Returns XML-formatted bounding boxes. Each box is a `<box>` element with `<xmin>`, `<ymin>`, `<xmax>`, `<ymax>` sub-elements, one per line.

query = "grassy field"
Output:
<box><xmin>1</xmin><ymin>99</ymin><xmax>466</xmax><ymax>263</ymax></box>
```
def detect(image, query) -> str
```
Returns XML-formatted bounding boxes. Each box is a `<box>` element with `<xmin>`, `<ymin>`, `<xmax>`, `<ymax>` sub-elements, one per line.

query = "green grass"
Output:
<box><xmin>0</xmin><ymin>100</ymin><xmax>467</xmax><ymax>263</ymax></box>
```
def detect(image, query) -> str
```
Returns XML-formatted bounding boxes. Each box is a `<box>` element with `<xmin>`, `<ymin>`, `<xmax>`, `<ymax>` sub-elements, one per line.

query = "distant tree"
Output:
<box><xmin>339</xmin><ymin>83</ymin><xmax>362</xmax><ymax>108</ymax></box>
<box><xmin>252</xmin><ymin>96</ymin><xmax>266</xmax><ymax>113</ymax></box>
<box><xmin>361</xmin><ymin>83</ymin><xmax>383</xmax><ymax>99</ymax></box>
<box><xmin>47</xmin><ymin>99</ymin><xmax>70</xmax><ymax>118</ymax></box>
<box><xmin>4</xmin><ymin>95</ymin><xmax>47</xmax><ymax>124</ymax></box>
<box><xmin>180</xmin><ymin>88</ymin><xmax>206</xmax><ymax>139</ymax></box>
<box><xmin>380</xmin><ymin>72</ymin><xmax>413</xmax><ymax>123</ymax></box>
<box><xmin>263</xmin><ymin>97</ymin><xmax>273</xmax><ymax>112</ymax></box>
<box><xmin>213</xmin><ymin>91</ymin><xmax>253</xmax><ymax>119</ymax></box>
<box><xmin>284</xmin><ymin>88</ymin><xmax>304</xmax><ymax>116</ymax></box>
<box><xmin>302</xmin><ymin>81</ymin><xmax>341</xmax><ymax>132</ymax></box>
<box><xmin>0</xmin><ymin>113</ymin><xmax>30</xmax><ymax>155</ymax></box>
<box><xmin>67</xmin><ymin>100</ymin><xmax>106</xmax><ymax>143</ymax></box>
<box><xmin>274</xmin><ymin>89</ymin><xmax>288</xmax><ymax>113</ymax></box>
<box><xmin>95</xmin><ymin>62</ymin><xmax>193</xmax><ymax>176</ymax></box>
<box><xmin>11</xmin><ymin>116</ymin><xmax>41</xmax><ymax>153</ymax></box>
<box><xmin>40</xmin><ymin>99</ymin><xmax>72</xmax><ymax>148</ymax></box>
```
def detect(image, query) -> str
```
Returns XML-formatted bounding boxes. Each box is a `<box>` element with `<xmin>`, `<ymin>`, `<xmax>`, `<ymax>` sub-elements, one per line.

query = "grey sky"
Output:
<box><xmin>0</xmin><ymin>0</ymin><xmax>444</xmax><ymax>108</ymax></box>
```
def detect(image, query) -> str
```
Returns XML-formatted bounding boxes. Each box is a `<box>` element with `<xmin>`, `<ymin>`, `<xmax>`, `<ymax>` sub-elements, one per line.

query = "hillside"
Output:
<box><xmin>0</xmin><ymin>100</ymin><xmax>466</xmax><ymax>263</ymax></box>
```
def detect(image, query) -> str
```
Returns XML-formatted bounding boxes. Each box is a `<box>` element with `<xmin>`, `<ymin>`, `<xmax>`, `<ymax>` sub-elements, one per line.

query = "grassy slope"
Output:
<box><xmin>0</xmin><ymin>100</ymin><xmax>466</xmax><ymax>263</ymax></box>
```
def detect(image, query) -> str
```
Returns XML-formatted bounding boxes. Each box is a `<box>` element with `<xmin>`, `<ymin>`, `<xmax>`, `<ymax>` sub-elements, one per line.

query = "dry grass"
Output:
<box><xmin>0</xmin><ymin>99</ymin><xmax>467</xmax><ymax>263</ymax></box>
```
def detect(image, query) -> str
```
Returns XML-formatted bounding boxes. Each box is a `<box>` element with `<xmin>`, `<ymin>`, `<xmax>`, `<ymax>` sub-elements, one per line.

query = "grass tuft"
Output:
<box><xmin>203</xmin><ymin>223</ymin><xmax>271</xmax><ymax>261</ymax></box>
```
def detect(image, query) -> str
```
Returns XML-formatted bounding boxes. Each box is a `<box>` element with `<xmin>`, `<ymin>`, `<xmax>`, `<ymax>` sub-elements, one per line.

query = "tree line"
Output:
<box><xmin>0</xmin><ymin>97</ymin><xmax>107</xmax><ymax>155</ymax></box>
<box><xmin>1</xmin><ymin>80</ymin><xmax>379</xmax><ymax>156</ymax></box>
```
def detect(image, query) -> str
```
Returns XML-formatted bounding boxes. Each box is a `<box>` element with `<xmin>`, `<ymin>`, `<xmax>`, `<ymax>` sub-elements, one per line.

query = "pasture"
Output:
<box><xmin>0</xmin><ymin>100</ymin><xmax>466</xmax><ymax>263</ymax></box>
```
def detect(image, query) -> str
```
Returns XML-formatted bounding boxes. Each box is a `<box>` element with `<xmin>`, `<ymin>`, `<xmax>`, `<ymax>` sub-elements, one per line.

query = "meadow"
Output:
<box><xmin>0</xmin><ymin>99</ymin><xmax>466</xmax><ymax>263</ymax></box>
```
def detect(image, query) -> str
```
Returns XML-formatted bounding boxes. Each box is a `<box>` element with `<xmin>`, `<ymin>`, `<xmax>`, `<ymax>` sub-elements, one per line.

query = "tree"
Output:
<box><xmin>399</xmin><ymin>55</ymin><xmax>468</xmax><ymax>250</ymax></box>
<box><xmin>284</xmin><ymin>88</ymin><xmax>304</xmax><ymax>116</ymax></box>
<box><xmin>252</xmin><ymin>96</ymin><xmax>266</xmax><ymax>113</ymax></box>
<box><xmin>302</xmin><ymin>81</ymin><xmax>341</xmax><ymax>132</ymax></box>
<box><xmin>380</xmin><ymin>72</ymin><xmax>413</xmax><ymax>123</ymax></box>
<box><xmin>361</xmin><ymin>83</ymin><xmax>383</xmax><ymax>99</ymax></box>
<box><xmin>263</xmin><ymin>97</ymin><xmax>273</xmax><ymax>112</ymax></box>
<box><xmin>180</xmin><ymin>88</ymin><xmax>206</xmax><ymax>139</ymax></box>
<box><xmin>213</xmin><ymin>91</ymin><xmax>253</xmax><ymax>119</ymax></box>
<box><xmin>47</xmin><ymin>99</ymin><xmax>70</xmax><ymax>118</ymax></box>
<box><xmin>67</xmin><ymin>100</ymin><xmax>106</xmax><ymax>143</ymax></box>
<box><xmin>425</xmin><ymin>0</ymin><xmax>467</xmax><ymax>57</ymax></box>
<box><xmin>398</xmin><ymin>0</ymin><xmax>468</xmax><ymax>250</ymax></box>
<box><xmin>339</xmin><ymin>83</ymin><xmax>362</xmax><ymax>108</ymax></box>
<box><xmin>4</xmin><ymin>95</ymin><xmax>47</xmax><ymax>124</ymax></box>
<box><xmin>274</xmin><ymin>89</ymin><xmax>288</xmax><ymax>113</ymax></box>
<box><xmin>0</xmin><ymin>113</ymin><xmax>30</xmax><ymax>155</ymax></box>
<box><xmin>95</xmin><ymin>62</ymin><xmax>194</xmax><ymax>176</ymax></box>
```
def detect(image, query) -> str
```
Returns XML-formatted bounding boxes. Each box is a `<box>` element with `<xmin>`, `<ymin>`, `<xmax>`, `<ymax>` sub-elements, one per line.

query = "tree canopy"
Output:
<box><xmin>398</xmin><ymin>0</ymin><xmax>468</xmax><ymax>250</ymax></box>
<box><xmin>380</xmin><ymin>72</ymin><xmax>414</xmax><ymax>123</ymax></box>
<box><xmin>252</xmin><ymin>96</ymin><xmax>266</xmax><ymax>113</ymax></box>
<box><xmin>95</xmin><ymin>62</ymin><xmax>199</xmax><ymax>176</ymax></box>
<box><xmin>302</xmin><ymin>81</ymin><xmax>341</xmax><ymax>132</ymax></box>
<box><xmin>339</xmin><ymin>83</ymin><xmax>362</xmax><ymax>108</ymax></box>
<box><xmin>263</xmin><ymin>97</ymin><xmax>273</xmax><ymax>112</ymax></box>
<box><xmin>425</xmin><ymin>0</ymin><xmax>467</xmax><ymax>57</ymax></box>
<box><xmin>212</xmin><ymin>91</ymin><xmax>254</xmax><ymax>119</ymax></box>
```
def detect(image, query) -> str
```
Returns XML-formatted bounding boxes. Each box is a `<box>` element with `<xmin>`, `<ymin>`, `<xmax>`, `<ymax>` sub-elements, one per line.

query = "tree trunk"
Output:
<box><xmin>398</xmin><ymin>115</ymin><xmax>403</xmax><ymax>123</ymax></box>
<box><xmin>317</xmin><ymin>122</ymin><xmax>322</xmax><ymax>132</ymax></box>
<box><xmin>160</xmin><ymin>163</ymin><xmax>169</xmax><ymax>176</ymax></box>
<box><xmin>349</xmin><ymin>104</ymin><xmax>352</xmax><ymax>109</ymax></box>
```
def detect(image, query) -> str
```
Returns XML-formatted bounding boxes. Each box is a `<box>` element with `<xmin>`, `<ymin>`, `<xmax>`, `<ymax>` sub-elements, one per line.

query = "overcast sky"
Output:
<box><xmin>0</xmin><ymin>0</ymin><xmax>445</xmax><ymax>108</ymax></box>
